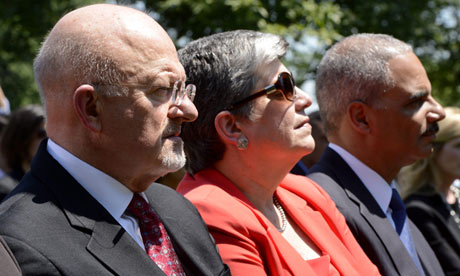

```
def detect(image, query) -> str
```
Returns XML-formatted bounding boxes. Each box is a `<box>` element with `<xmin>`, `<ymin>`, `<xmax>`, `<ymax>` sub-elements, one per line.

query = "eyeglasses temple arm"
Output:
<box><xmin>227</xmin><ymin>85</ymin><xmax>276</xmax><ymax>110</ymax></box>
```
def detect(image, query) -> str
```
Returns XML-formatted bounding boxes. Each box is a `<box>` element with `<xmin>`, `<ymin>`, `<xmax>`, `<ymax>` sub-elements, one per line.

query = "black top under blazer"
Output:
<box><xmin>308</xmin><ymin>147</ymin><xmax>444</xmax><ymax>276</ymax></box>
<box><xmin>0</xmin><ymin>139</ymin><xmax>230</xmax><ymax>276</ymax></box>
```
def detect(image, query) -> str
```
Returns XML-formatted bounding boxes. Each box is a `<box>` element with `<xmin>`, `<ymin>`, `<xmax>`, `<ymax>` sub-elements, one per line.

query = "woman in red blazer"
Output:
<box><xmin>176</xmin><ymin>30</ymin><xmax>380</xmax><ymax>276</ymax></box>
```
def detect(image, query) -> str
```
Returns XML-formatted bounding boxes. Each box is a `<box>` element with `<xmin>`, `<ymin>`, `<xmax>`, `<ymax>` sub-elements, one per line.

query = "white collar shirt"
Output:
<box><xmin>47</xmin><ymin>139</ymin><xmax>145</xmax><ymax>249</ymax></box>
<box><xmin>329</xmin><ymin>143</ymin><xmax>398</xmax><ymax>228</ymax></box>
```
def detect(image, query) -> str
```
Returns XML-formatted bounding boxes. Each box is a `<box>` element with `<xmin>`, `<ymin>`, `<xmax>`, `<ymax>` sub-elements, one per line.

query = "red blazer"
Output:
<box><xmin>177</xmin><ymin>168</ymin><xmax>380</xmax><ymax>276</ymax></box>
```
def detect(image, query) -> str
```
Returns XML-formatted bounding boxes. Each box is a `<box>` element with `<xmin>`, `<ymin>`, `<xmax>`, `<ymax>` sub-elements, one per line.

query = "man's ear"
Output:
<box><xmin>347</xmin><ymin>101</ymin><xmax>371</xmax><ymax>134</ymax></box>
<box><xmin>214</xmin><ymin>111</ymin><xmax>244</xmax><ymax>146</ymax></box>
<box><xmin>73</xmin><ymin>84</ymin><xmax>102</xmax><ymax>132</ymax></box>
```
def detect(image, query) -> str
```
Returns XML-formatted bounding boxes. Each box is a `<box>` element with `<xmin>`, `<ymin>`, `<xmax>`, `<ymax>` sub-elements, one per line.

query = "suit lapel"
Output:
<box><xmin>145</xmin><ymin>184</ymin><xmax>215</xmax><ymax>276</ymax></box>
<box><xmin>320</xmin><ymin>148</ymin><xmax>421</xmax><ymax>276</ymax></box>
<box><xmin>280</xmin><ymin>192</ymin><xmax>340</xmax><ymax>259</ymax></box>
<box><xmin>87</xmin><ymin>218</ymin><xmax>163</xmax><ymax>276</ymax></box>
<box><xmin>408</xmin><ymin>220</ymin><xmax>443</xmax><ymax>276</ymax></box>
<box><xmin>31</xmin><ymin>140</ymin><xmax>164</xmax><ymax>276</ymax></box>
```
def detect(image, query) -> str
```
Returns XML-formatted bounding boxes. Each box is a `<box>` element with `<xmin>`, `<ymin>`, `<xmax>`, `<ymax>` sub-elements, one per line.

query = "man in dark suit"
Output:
<box><xmin>308</xmin><ymin>34</ymin><xmax>446</xmax><ymax>276</ymax></box>
<box><xmin>0</xmin><ymin>4</ymin><xmax>229</xmax><ymax>276</ymax></box>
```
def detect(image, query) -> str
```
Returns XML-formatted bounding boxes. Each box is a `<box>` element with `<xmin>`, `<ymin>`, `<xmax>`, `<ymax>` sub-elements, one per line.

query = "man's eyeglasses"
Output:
<box><xmin>93</xmin><ymin>80</ymin><xmax>196</xmax><ymax>107</ymax></box>
<box><xmin>170</xmin><ymin>80</ymin><xmax>196</xmax><ymax>106</ymax></box>
<box><xmin>227</xmin><ymin>72</ymin><xmax>296</xmax><ymax>110</ymax></box>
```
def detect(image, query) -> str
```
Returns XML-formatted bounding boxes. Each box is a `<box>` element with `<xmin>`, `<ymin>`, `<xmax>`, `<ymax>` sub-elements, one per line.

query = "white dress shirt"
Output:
<box><xmin>329</xmin><ymin>143</ymin><xmax>425</xmax><ymax>274</ymax></box>
<box><xmin>329</xmin><ymin>143</ymin><xmax>398</xmax><ymax>228</ymax></box>
<box><xmin>47</xmin><ymin>139</ymin><xmax>145</xmax><ymax>249</ymax></box>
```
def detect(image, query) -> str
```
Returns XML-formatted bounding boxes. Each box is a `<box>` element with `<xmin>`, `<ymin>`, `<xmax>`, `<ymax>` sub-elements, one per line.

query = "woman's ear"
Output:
<box><xmin>347</xmin><ymin>100</ymin><xmax>371</xmax><ymax>134</ymax></box>
<box><xmin>73</xmin><ymin>84</ymin><xmax>102</xmax><ymax>132</ymax></box>
<box><xmin>215</xmin><ymin>111</ymin><xmax>244</xmax><ymax>147</ymax></box>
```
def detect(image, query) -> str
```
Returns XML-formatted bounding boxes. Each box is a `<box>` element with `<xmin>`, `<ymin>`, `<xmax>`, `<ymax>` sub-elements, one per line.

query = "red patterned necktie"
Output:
<box><xmin>127</xmin><ymin>193</ymin><xmax>185</xmax><ymax>276</ymax></box>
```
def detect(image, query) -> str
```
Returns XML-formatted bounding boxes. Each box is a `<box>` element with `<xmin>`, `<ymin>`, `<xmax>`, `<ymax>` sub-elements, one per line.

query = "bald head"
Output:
<box><xmin>34</xmin><ymin>4</ymin><xmax>185</xmax><ymax>151</ymax></box>
<box><xmin>34</xmin><ymin>4</ymin><xmax>180</xmax><ymax>140</ymax></box>
<box><xmin>34</xmin><ymin>4</ymin><xmax>176</xmax><ymax>101</ymax></box>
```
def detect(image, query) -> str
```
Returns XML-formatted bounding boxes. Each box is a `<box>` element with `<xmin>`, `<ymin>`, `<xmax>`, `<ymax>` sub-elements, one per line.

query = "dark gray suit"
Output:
<box><xmin>0</xmin><ymin>140</ymin><xmax>230</xmax><ymax>276</ymax></box>
<box><xmin>308</xmin><ymin>147</ymin><xmax>444</xmax><ymax>276</ymax></box>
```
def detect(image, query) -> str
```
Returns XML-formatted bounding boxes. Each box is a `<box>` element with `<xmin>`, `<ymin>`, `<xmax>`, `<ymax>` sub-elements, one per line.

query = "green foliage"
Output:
<box><xmin>0</xmin><ymin>0</ymin><xmax>103</xmax><ymax>110</ymax></box>
<box><xmin>119</xmin><ymin>0</ymin><xmax>343</xmax><ymax>83</ymax></box>
<box><xmin>119</xmin><ymin>0</ymin><xmax>460</xmax><ymax>107</ymax></box>
<box><xmin>2</xmin><ymin>0</ymin><xmax>460</xmax><ymax>109</ymax></box>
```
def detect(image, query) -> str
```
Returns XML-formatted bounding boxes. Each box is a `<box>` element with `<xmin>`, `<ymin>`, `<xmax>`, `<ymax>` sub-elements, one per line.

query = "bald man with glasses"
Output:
<box><xmin>0</xmin><ymin>4</ymin><xmax>229</xmax><ymax>276</ymax></box>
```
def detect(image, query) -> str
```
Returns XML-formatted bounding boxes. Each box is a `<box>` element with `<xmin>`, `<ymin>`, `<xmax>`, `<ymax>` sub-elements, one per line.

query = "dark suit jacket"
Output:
<box><xmin>308</xmin><ymin>147</ymin><xmax>444</xmax><ymax>276</ymax></box>
<box><xmin>0</xmin><ymin>140</ymin><xmax>230</xmax><ymax>276</ymax></box>
<box><xmin>405</xmin><ymin>193</ymin><xmax>460</xmax><ymax>276</ymax></box>
<box><xmin>0</xmin><ymin>174</ymin><xmax>18</xmax><ymax>202</ymax></box>
<box><xmin>0</xmin><ymin>235</ymin><xmax>21</xmax><ymax>276</ymax></box>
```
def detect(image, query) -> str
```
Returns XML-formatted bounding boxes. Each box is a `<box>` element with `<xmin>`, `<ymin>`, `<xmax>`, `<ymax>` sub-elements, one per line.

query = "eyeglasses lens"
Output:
<box><xmin>172</xmin><ymin>81</ymin><xmax>184</xmax><ymax>105</ymax></box>
<box><xmin>186</xmin><ymin>84</ymin><xmax>196</xmax><ymax>102</ymax></box>
<box><xmin>278</xmin><ymin>73</ymin><xmax>295</xmax><ymax>101</ymax></box>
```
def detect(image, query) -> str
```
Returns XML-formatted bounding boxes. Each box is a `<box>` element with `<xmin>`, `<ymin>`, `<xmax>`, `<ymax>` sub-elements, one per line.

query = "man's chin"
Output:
<box><xmin>160</xmin><ymin>151</ymin><xmax>186</xmax><ymax>171</ymax></box>
<box><xmin>407</xmin><ymin>144</ymin><xmax>434</xmax><ymax>164</ymax></box>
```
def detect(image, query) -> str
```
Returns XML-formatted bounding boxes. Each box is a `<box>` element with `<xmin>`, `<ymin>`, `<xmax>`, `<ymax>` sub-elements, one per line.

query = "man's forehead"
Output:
<box><xmin>124</xmin><ymin>58</ymin><xmax>186</xmax><ymax>83</ymax></box>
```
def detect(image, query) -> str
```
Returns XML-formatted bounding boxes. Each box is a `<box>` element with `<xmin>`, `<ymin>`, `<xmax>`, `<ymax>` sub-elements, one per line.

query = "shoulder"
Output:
<box><xmin>178</xmin><ymin>175</ymin><xmax>263</xmax><ymax>237</ymax></box>
<box><xmin>0</xmin><ymin>175</ymin><xmax>59</xmax><ymax>234</ymax></box>
<box><xmin>405</xmin><ymin>193</ymin><xmax>440</xmax><ymax>208</ymax></box>
<box><xmin>281</xmin><ymin>173</ymin><xmax>336</xmax><ymax>205</ymax></box>
<box><xmin>145</xmin><ymin>182</ymin><xmax>204</xmax><ymax>218</ymax></box>
<box><xmin>405</xmin><ymin>194</ymin><xmax>446</xmax><ymax>219</ymax></box>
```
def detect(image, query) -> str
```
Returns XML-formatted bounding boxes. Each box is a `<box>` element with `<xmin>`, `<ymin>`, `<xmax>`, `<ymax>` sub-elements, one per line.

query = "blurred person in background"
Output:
<box><xmin>291</xmin><ymin>110</ymin><xmax>328</xmax><ymax>175</ymax></box>
<box><xmin>177</xmin><ymin>30</ymin><xmax>380</xmax><ymax>276</ymax></box>
<box><xmin>0</xmin><ymin>114</ymin><xmax>11</xmax><ymax>201</ymax></box>
<box><xmin>399</xmin><ymin>106</ymin><xmax>460</xmax><ymax>275</ymax></box>
<box><xmin>0</xmin><ymin>105</ymin><xmax>46</xmax><ymax>199</ymax></box>
<box><xmin>0</xmin><ymin>86</ymin><xmax>11</xmax><ymax>115</ymax></box>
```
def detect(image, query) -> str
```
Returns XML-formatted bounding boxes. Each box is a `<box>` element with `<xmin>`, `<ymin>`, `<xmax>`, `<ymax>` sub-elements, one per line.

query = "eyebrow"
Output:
<box><xmin>409</xmin><ymin>91</ymin><xmax>429</xmax><ymax>101</ymax></box>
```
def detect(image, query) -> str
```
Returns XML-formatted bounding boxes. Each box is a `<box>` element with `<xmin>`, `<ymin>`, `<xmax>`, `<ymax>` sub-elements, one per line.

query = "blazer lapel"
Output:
<box><xmin>145</xmin><ymin>184</ymin><xmax>221</xmax><ymax>276</ymax></box>
<box><xmin>323</xmin><ymin>149</ymin><xmax>421</xmax><ymax>276</ymax></box>
<box><xmin>278</xmin><ymin>184</ymin><xmax>361</xmax><ymax>275</ymax></box>
<box><xmin>349</xmin><ymin>191</ymin><xmax>420</xmax><ymax>276</ymax></box>
<box><xmin>87</xmin><ymin>218</ymin><xmax>163</xmax><ymax>276</ymax></box>
<box><xmin>248</xmin><ymin>199</ymin><xmax>319</xmax><ymax>275</ymax></box>
<box><xmin>31</xmin><ymin>140</ymin><xmax>163</xmax><ymax>276</ymax></box>
<box><xmin>408</xmin><ymin>220</ymin><xmax>443</xmax><ymax>276</ymax></box>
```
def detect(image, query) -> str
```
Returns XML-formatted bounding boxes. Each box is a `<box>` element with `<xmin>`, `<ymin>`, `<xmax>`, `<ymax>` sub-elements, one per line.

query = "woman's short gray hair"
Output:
<box><xmin>316</xmin><ymin>33</ymin><xmax>413</xmax><ymax>134</ymax></box>
<box><xmin>179</xmin><ymin>30</ymin><xmax>288</xmax><ymax>174</ymax></box>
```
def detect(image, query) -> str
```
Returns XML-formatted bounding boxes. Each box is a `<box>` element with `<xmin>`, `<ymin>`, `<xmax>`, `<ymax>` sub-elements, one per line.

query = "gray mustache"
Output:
<box><xmin>426</xmin><ymin>123</ymin><xmax>439</xmax><ymax>134</ymax></box>
<box><xmin>163</xmin><ymin>124</ymin><xmax>181</xmax><ymax>137</ymax></box>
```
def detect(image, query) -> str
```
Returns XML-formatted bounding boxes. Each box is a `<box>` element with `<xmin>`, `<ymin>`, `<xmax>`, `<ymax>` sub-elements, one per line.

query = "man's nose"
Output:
<box><xmin>427</xmin><ymin>97</ymin><xmax>445</xmax><ymax>123</ymax></box>
<box><xmin>168</xmin><ymin>95</ymin><xmax>198</xmax><ymax>123</ymax></box>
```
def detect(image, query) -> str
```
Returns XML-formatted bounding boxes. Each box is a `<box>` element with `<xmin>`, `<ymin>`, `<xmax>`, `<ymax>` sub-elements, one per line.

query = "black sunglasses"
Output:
<box><xmin>227</xmin><ymin>72</ymin><xmax>296</xmax><ymax>110</ymax></box>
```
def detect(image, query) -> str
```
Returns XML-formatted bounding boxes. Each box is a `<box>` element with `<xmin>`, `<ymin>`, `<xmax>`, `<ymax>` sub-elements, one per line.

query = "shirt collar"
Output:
<box><xmin>329</xmin><ymin>143</ymin><xmax>393</xmax><ymax>213</ymax></box>
<box><xmin>47</xmin><ymin>139</ymin><xmax>134</xmax><ymax>220</ymax></box>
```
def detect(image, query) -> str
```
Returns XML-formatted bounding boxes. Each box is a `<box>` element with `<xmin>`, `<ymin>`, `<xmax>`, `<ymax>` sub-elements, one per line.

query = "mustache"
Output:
<box><xmin>162</xmin><ymin>123</ymin><xmax>182</xmax><ymax>138</ymax></box>
<box><xmin>426</xmin><ymin>123</ymin><xmax>439</xmax><ymax>134</ymax></box>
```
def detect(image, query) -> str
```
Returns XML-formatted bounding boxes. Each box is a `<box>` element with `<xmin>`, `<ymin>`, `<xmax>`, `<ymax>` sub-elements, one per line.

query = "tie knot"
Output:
<box><xmin>127</xmin><ymin>193</ymin><xmax>153</xmax><ymax>220</ymax></box>
<box><xmin>389</xmin><ymin>188</ymin><xmax>405</xmax><ymax>213</ymax></box>
<box><xmin>389</xmin><ymin>188</ymin><xmax>406</xmax><ymax>235</ymax></box>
